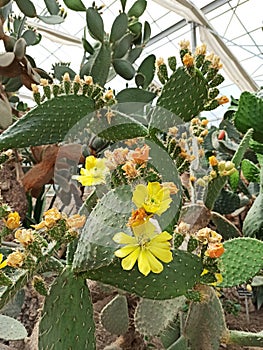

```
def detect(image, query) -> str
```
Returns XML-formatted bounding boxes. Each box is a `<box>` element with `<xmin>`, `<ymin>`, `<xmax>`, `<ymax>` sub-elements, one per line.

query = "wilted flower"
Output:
<box><xmin>130</xmin><ymin>144</ymin><xmax>150</xmax><ymax>164</ymax></box>
<box><xmin>15</xmin><ymin>229</ymin><xmax>34</xmax><ymax>247</ymax></box>
<box><xmin>66</xmin><ymin>214</ymin><xmax>86</xmax><ymax>229</ymax></box>
<box><xmin>6</xmin><ymin>251</ymin><xmax>25</xmax><ymax>268</ymax></box>
<box><xmin>32</xmin><ymin>208</ymin><xmax>62</xmax><ymax>230</ymax></box>
<box><xmin>122</xmin><ymin>161</ymin><xmax>139</xmax><ymax>178</ymax></box>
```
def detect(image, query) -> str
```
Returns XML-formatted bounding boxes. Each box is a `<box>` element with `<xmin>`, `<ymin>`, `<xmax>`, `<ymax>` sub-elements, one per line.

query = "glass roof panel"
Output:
<box><xmin>4</xmin><ymin>0</ymin><xmax>262</xmax><ymax>122</ymax></box>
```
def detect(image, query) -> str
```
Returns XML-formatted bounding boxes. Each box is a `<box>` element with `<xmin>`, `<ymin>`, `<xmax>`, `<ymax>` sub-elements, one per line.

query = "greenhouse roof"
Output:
<box><xmin>8</xmin><ymin>0</ymin><xmax>263</xmax><ymax>122</ymax></box>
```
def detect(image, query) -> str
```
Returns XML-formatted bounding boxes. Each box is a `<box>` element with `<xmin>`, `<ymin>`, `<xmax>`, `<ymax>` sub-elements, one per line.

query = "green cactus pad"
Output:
<box><xmin>234</xmin><ymin>91</ymin><xmax>263</xmax><ymax>143</ymax></box>
<box><xmin>218</xmin><ymin>238</ymin><xmax>263</xmax><ymax>287</ymax></box>
<box><xmin>184</xmin><ymin>285</ymin><xmax>227</xmax><ymax>350</ymax></box>
<box><xmin>243</xmin><ymin>194</ymin><xmax>263</xmax><ymax>239</ymax></box>
<box><xmin>0</xmin><ymin>95</ymin><xmax>95</xmax><ymax>150</ymax></box>
<box><xmin>115</xmin><ymin>88</ymin><xmax>156</xmax><ymax>103</ymax></box>
<box><xmin>210</xmin><ymin>212</ymin><xmax>241</xmax><ymax>239</ymax></box>
<box><xmin>110</xmin><ymin>13</ymin><xmax>128</xmax><ymax>43</ymax></box>
<box><xmin>89</xmin><ymin>108</ymin><xmax>148</xmax><ymax>141</ymax></box>
<box><xmin>73</xmin><ymin>185</ymin><xmax>133</xmax><ymax>271</ymax></box>
<box><xmin>0</xmin><ymin>314</ymin><xmax>27</xmax><ymax>340</ymax></box>
<box><xmin>157</xmin><ymin>67</ymin><xmax>208</xmax><ymax>122</ymax></box>
<box><xmin>213</xmin><ymin>189</ymin><xmax>240</xmax><ymax>215</ymax></box>
<box><xmin>134</xmin><ymin>296</ymin><xmax>186</xmax><ymax>336</ymax></box>
<box><xmin>100</xmin><ymin>294</ymin><xmax>129</xmax><ymax>334</ymax></box>
<box><xmin>90</xmin><ymin>43</ymin><xmax>111</xmax><ymax>86</ymax></box>
<box><xmin>77</xmin><ymin>246</ymin><xmax>202</xmax><ymax>300</ymax></box>
<box><xmin>0</xmin><ymin>269</ymin><xmax>29</xmax><ymax>310</ymax></box>
<box><xmin>137</xmin><ymin>54</ymin><xmax>156</xmax><ymax>89</ymax></box>
<box><xmin>39</xmin><ymin>267</ymin><xmax>95</xmax><ymax>350</ymax></box>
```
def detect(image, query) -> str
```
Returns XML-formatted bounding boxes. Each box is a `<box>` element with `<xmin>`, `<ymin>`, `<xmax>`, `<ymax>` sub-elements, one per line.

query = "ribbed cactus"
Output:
<box><xmin>38</xmin><ymin>267</ymin><xmax>95</xmax><ymax>350</ymax></box>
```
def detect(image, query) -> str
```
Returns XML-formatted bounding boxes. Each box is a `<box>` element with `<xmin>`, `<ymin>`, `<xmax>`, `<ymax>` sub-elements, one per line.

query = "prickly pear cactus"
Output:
<box><xmin>157</xmin><ymin>67</ymin><xmax>208</xmax><ymax>122</ymax></box>
<box><xmin>234</xmin><ymin>91</ymin><xmax>263</xmax><ymax>143</ymax></box>
<box><xmin>183</xmin><ymin>285</ymin><xmax>227</xmax><ymax>350</ymax></box>
<box><xmin>0</xmin><ymin>314</ymin><xmax>27</xmax><ymax>341</ymax></box>
<box><xmin>100</xmin><ymin>294</ymin><xmax>129</xmax><ymax>335</ymax></box>
<box><xmin>0</xmin><ymin>95</ymin><xmax>95</xmax><ymax>150</ymax></box>
<box><xmin>218</xmin><ymin>238</ymin><xmax>263</xmax><ymax>287</ymax></box>
<box><xmin>134</xmin><ymin>296</ymin><xmax>186</xmax><ymax>336</ymax></box>
<box><xmin>38</xmin><ymin>267</ymin><xmax>95</xmax><ymax>350</ymax></box>
<box><xmin>78</xmin><ymin>247</ymin><xmax>202</xmax><ymax>300</ymax></box>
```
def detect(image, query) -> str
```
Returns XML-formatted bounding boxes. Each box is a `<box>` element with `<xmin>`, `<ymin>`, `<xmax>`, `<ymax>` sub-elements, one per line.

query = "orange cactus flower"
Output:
<box><xmin>206</xmin><ymin>243</ymin><xmax>225</xmax><ymax>258</ymax></box>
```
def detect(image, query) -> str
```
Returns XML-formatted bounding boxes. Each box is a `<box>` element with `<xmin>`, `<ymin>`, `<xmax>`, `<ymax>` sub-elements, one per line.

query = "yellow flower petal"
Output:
<box><xmin>132</xmin><ymin>184</ymin><xmax>148</xmax><ymax>208</ymax></box>
<box><xmin>133</xmin><ymin>182</ymin><xmax>172</xmax><ymax>215</ymax></box>
<box><xmin>85</xmin><ymin>155</ymin><xmax>97</xmax><ymax>169</ymax></box>
<box><xmin>146</xmin><ymin>250</ymin><xmax>164</xmax><ymax>274</ymax></box>
<box><xmin>132</xmin><ymin>220</ymin><xmax>156</xmax><ymax>238</ymax></box>
<box><xmin>115</xmin><ymin>244</ymin><xmax>138</xmax><ymax>258</ymax></box>
<box><xmin>151</xmin><ymin>231</ymin><xmax>172</xmax><ymax>242</ymax></box>
<box><xmin>154</xmin><ymin>198</ymin><xmax>172</xmax><ymax>215</ymax></box>
<box><xmin>0</xmin><ymin>253</ymin><xmax>6</xmax><ymax>269</ymax></box>
<box><xmin>113</xmin><ymin>232</ymin><xmax>137</xmax><ymax>245</ymax></box>
<box><xmin>121</xmin><ymin>247</ymin><xmax>140</xmax><ymax>270</ymax></box>
<box><xmin>148</xmin><ymin>245</ymin><xmax>173</xmax><ymax>263</ymax></box>
<box><xmin>138</xmin><ymin>248</ymin><xmax>151</xmax><ymax>276</ymax></box>
<box><xmin>0</xmin><ymin>260</ymin><xmax>7</xmax><ymax>269</ymax></box>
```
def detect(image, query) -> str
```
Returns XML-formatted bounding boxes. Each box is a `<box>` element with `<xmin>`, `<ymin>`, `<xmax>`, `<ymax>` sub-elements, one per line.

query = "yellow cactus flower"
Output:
<box><xmin>104</xmin><ymin>89</ymin><xmax>114</xmax><ymax>100</ymax></box>
<box><xmin>195</xmin><ymin>43</ymin><xmax>207</xmax><ymax>55</ymax></box>
<box><xmin>182</xmin><ymin>53</ymin><xmax>194</xmax><ymax>67</ymax></box>
<box><xmin>32</xmin><ymin>207</ymin><xmax>62</xmax><ymax>230</ymax></box>
<box><xmin>72</xmin><ymin>155</ymin><xmax>109</xmax><ymax>186</ymax></box>
<box><xmin>6</xmin><ymin>251</ymin><xmax>25</xmax><ymax>268</ymax></box>
<box><xmin>132</xmin><ymin>182</ymin><xmax>172</xmax><ymax>216</ymax></box>
<box><xmin>156</xmin><ymin>57</ymin><xmax>164</xmax><ymax>67</ymax></box>
<box><xmin>0</xmin><ymin>254</ymin><xmax>7</xmax><ymax>269</ymax></box>
<box><xmin>113</xmin><ymin>222</ymin><xmax>173</xmax><ymax>276</ymax></box>
<box><xmin>179</xmin><ymin>39</ymin><xmax>190</xmax><ymax>50</ymax></box>
<box><xmin>31</xmin><ymin>83</ymin><xmax>39</xmax><ymax>94</ymax></box>
<box><xmin>216</xmin><ymin>96</ymin><xmax>229</xmax><ymax>105</ymax></box>
<box><xmin>15</xmin><ymin>229</ymin><xmax>34</xmax><ymax>247</ymax></box>
<box><xmin>66</xmin><ymin>214</ymin><xmax>86</xmax><ymax>229</ymax></box>
<box><xmin>63</xmin><ymin>72</ymin><xmax>70</xmax><ymax>82</ymax></box>
<box><xmin>4</xmin><ymin>211</ymin><xmax>20</xmax><ymax>230</ymax></box>
<box><xmin>209</xmin><ymin>155</ymin><xmax>218</xmax><ymax>167</ymax></box>
<box><xmin>40</xmin><ymin>78</ymin><xmax>49</xmax><ymax>86</ymax></box>
<box><xmin>84</xmin><ymin>75</ymin><xmax>93</xmax><ymax>85</ymax></box>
